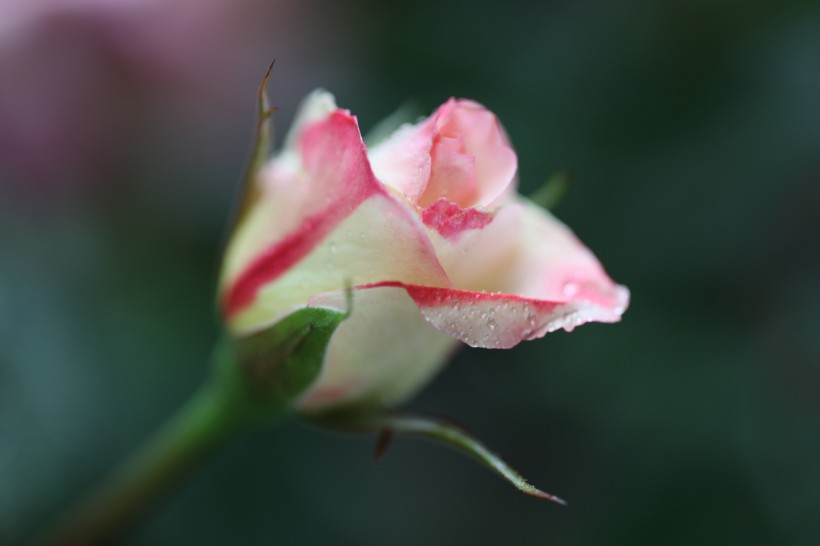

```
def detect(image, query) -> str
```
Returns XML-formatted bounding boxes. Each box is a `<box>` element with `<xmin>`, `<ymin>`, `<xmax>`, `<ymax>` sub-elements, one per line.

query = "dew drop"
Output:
<box><xmin>562</xmin><ymin>281</ymin><xmax>579</xmax><ymax>297</ymax></box>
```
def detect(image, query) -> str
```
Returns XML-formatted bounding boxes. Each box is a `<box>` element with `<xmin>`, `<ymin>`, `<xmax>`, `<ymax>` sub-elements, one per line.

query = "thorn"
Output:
<box><xmin>374</xmin><ymin>428</ymin><xmax>394</xmax><ymax>463</ymax></box>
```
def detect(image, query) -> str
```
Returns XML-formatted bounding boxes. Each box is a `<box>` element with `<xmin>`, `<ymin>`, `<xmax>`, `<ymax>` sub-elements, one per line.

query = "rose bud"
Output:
<box><xmin>219</xmin><ymin>88</ymin><xmax>629</xmax><ymax>414</ymax></box>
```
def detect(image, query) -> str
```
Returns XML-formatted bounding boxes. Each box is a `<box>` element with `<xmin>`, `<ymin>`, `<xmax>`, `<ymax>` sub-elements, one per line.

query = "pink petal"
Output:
<box><xmin>219</xmin><ymin>92</ymin><xmax>347</xmax><ymax>303</ymax></box>
<box><xmin>358</xmin><ymin>280</ymin><xmax>628</xmax><ymax>350</ymax></box>
<box><xmin>357</xmin><ymin>198</ymin><xmax>629</xmax><ymax>349</ymax></box>
<box><xmin>368</xmin><ymin>99</ymin><xmax>517</xmax><ymax>209</ymax></box>
<box><xmin>434</xmin><ymin>100</ymin><xmax>518</xmax><ymax>208</ymax></box>
<box><xmin>419</xmin><ymin>135</ymin><xmax>477</xmax><ymax>207</ymax></box>
<box><xmin>223</xmin><ymin>110</ymin><xmax>380</xmax><ymax>317</ymax></box>
<box><xmin>282</xmin><ymin>90</ymin><xmax>338</xmax><ymax>151</ymax></box>
<box><xmin>222</xmin><ymin>110</ymin><xmax>451</xmax><ymax>335</ymax></box>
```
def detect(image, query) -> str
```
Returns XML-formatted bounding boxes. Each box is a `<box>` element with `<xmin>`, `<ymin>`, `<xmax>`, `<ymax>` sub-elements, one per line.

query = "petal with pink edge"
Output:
<box><xmin>220</xmin><ymin>91</ymin><xmax>343</xmax><ymax>294</ymax></box>
<box><xmin>428</xmin><ymin>198</ymin><xmax>629</xmax><ymax>305</ymax></box>
<box><xmin>358</xmin><ymin>198</ymin><xmax>629</xmax><ymax>349</ymax></box>
<box><xmin>361</xmin><ymin>280</ymin><xmax>628</xmax><ymax>350</ymax></box>
<box><xmin>223</xmin><ymin>109</ymin><xmax>451</xmax><ymax>335</ymax></box>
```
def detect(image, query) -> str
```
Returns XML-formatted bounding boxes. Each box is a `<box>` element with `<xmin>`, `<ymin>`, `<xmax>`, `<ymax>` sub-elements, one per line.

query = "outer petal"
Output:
<box><xmin>221</xmin><ymin>107</ymin><xmax>451</xmax><ymax>335</ymax></box>
<box><xmin>374</xmin><ymin>282</ymin><xmax>627</xmax><ymax>349</ymax></box>
<box><xmin>220</xmin><ymin>91</ymin><xmax>340</xmax><ymax>293</ymax></box>
<box><xmin>282</xmin><ymin>89</ymin><xmax>338</xmax><ymax>151</ymax></box>
<box><xmin>361</xmin><ymin>199</ymin><xmax>629</xmax><ymax>349</ymax></box>
<box><xmin>298</xmin><ymin>287</ymin><xmax>458</xmax><ymax>412</ymax></box>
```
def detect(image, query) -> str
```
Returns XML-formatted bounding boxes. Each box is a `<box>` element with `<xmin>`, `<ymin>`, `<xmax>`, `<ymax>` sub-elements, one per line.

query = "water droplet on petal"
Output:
<box><xmin>563</xmin><ymin>281</ymin><xmax>579</xmax><ymax>297</ymax></box>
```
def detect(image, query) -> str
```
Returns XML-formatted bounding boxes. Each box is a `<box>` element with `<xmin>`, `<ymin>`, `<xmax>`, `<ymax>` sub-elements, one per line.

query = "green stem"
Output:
<box><xmin>35</xmin><ymin>364</ymin><xmax>247</xmax><ymax>545</ymax></box>
<box><xmin>35</xmin><ymin>302</ymin><xmax>348</xmax><ymax>545</ymax></box>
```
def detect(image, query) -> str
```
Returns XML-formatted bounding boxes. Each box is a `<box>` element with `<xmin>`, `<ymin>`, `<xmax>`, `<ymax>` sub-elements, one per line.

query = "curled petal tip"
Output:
<box><xmin>613</xmin><ymin>284</ymin><xmax>631</xmax><ymax>317</ymax></box>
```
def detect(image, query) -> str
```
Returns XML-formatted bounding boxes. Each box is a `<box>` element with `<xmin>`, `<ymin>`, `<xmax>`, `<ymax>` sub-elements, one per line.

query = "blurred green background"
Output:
<box><xmin>2</xmin><ymin>0</ymin><xmax>819</xmax><ymax>544</ymax></box>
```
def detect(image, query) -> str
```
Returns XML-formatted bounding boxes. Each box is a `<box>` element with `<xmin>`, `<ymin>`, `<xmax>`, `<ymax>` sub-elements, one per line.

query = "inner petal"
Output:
<box><xmin>418</xmin><ymin>135</ymin><xmax>477</xmax><ymax>208</ymax></box>
<box><xmin>443</xmin><ymin>103</ymin><xmax>517</xmax><ymax>207</ymax></box>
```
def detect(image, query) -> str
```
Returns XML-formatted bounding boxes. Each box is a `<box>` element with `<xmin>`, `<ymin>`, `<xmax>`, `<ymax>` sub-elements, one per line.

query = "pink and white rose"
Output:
<box><xmin>219</xmin><ymin>90</ymin><xmax>629</xmax><ymax>412</ymax></box>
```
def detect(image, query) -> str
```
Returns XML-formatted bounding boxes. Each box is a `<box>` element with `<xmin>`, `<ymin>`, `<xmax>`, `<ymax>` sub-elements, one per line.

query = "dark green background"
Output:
<box><xmin>2</xmin><ymin>1</ymin><xmax>819</xmax><ymax>544</ymax></box>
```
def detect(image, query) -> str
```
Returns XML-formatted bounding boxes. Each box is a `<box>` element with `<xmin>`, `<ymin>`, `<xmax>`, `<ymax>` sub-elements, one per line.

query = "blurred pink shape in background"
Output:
<box><xmin>0</xmin><ymin>0</ymin><xmax>356</xmax><ymax>201</ymax></box>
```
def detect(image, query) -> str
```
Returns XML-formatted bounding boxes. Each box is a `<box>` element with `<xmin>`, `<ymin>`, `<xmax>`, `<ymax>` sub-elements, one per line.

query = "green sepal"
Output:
<box><xmin>529</xmin><ymin>170</ymin><xmax>569</xmax><ymax>211</ymax></box>
<box><xmin>235</xmin><ymin>306</ymin><xmax>348</xmax><ymax>401</ymax></box>
<box><xmin>212</xmin><ymin>301</ymin><xmax>350</xmax><ymax>423</ymax></box>
<box><xmin>223</xmin><ymin>62</ymin><xmax>277</xmax><ymax>243</ymax></box>
<box><xmin>313</xmin><ymin>412</ymin><xmax>566</xmax><ymax>505</ymax></box>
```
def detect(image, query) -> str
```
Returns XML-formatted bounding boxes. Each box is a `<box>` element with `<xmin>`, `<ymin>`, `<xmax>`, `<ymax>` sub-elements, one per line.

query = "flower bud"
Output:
<box><xmin>219</xmin><ymin>88</ymin><xmax>629</xmax><ymax>413</ymax></box>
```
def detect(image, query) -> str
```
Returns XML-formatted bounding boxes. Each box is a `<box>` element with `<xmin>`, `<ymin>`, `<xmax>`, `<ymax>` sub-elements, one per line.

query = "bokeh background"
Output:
<box><xmin>2</xmin><ymin>1</ymin><xmax>819</xmax><ymax>544</ymax></box>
